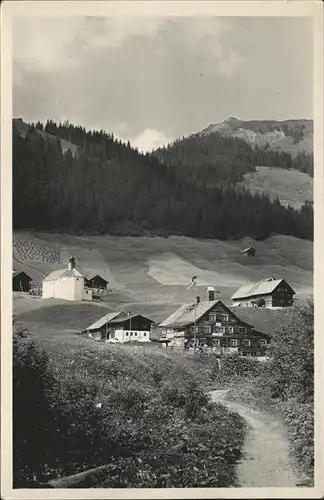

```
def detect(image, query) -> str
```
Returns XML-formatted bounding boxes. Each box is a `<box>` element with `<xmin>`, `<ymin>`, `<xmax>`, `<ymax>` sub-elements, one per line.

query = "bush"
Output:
<box><xmin>213</xmin><ymin>353</ymin><xmax>261</xmax><ymax>382</ymax></box>
<box><xmin>280</xmin><ymin>399</ymin><xmax>314</xmax><ymax>481</ymax></box>
<box><xmin>14</xmin><ymin>332</ymin><xmax>247</xmax><ymax>488</ymax></box>
<box><xmin>13</xmin><ymin>331</ymin><xmax>56</xmax><ymax>486</ymax></box>
<box><xmin>216</xmin><ymin>302</ymin><xmax>314</xmax><ymax>481</ymax></box>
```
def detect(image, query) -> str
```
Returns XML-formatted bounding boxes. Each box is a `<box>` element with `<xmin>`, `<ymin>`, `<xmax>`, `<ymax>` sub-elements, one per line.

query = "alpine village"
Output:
<box><xmin>12</xmin><ymin>115</ymin><xmax>314</xmax><ymax>491</ymax></box>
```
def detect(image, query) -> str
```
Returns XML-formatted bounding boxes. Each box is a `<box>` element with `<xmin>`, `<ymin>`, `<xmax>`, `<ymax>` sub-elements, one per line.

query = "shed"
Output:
<box><xmin>12</xmin><ymin>271</ymin><xmax>32</xmax><ymax>292</ymax></box>
<box><xmin>85</xmin><ymin>275</ymin><xmax>109</xmax><ymax>290</ymax></box>
<box><xmin>241</xmin><ymin>246</ymin><xmax>256</xmax><ymax>257</ymax></box>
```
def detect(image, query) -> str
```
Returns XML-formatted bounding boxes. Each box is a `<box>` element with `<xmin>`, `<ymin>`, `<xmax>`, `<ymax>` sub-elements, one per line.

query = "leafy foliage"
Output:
<box><xmin>13</xmin><ymin>120</ymin><xmax>313</xmax><ymax>240</ymax></box>
<box><xmin>13</xmin><ymin>333</ymin><xmax>246</xmax><ymax>488</ymax></box>
<box><xmin>214</xmin><ymin>303</ymin><xmax>314</xmax><ymax>481</ymax></box>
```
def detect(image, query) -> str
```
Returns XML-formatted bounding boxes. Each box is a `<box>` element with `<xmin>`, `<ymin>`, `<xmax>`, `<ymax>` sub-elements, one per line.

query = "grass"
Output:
<box><xmin>13</xmin><ymin>231</ymin><xmax>313</xmax><ymax>306</ymax></box>
<box><xmin>238</xmin><ymin>166</ymin><xmax>313</xmax><ymax>210</ymax></box>
<box><xmin>13</xmin><ymin>329</ymin><xmax>247</xmax><ymax>488</ymax></box>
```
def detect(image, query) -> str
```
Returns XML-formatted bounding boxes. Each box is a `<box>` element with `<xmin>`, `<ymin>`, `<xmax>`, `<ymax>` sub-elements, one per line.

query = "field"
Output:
<box><xmin>238</xmin><ymin>166</ymin><xmax>313</xmax><ymax>210</ymax></box>
<box><xmin>13</xmin><ymin>230</ymin><xmax>313</xmax><ymax>338</ymax></box>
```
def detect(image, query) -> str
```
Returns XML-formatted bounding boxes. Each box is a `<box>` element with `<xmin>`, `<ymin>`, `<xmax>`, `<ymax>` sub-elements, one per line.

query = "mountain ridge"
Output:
<box><xmin>198</xmin><ymin>117</ymin><xmax>313</xmax><ymax>157</ymax></box>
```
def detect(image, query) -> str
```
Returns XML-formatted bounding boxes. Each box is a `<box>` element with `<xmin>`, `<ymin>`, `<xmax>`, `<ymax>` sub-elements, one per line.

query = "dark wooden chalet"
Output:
<box><xmin>85</xmin><ymin>275</ymin><xmax>109</xmax><ymax>290</ymax></box>
<box><xmin>231</xmin><ymin>277</ymin><xmax>296</xmax><ymax>309</ymax></box>
<box><xmin>159</xmin><ymin>291</ymin><xmax>270</xmax><ymax>357</ymax></box>
<box><xmin>12</xmin><ymin>271</ymin><xmax>32</xmax><ymax>292</ymax></box>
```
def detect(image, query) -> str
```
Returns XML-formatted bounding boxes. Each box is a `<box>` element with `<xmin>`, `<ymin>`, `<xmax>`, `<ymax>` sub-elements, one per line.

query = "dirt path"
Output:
<box><xmin>210</xmin><ymin>389</ymin><xmax>299</xmax><ymax>487</ymax></box>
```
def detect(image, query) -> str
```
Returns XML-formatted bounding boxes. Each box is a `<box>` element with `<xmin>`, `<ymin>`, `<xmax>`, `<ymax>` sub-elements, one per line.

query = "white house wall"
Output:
<box><xmin>42</xmin><ymin>281</ymin><xmax>55</xmax><ymax>299</ymax></box>
<box><xmin>114</xmin><ymin>329</ymin><xmax>151</xmax><ymax>343</ymax></box>
<box><xmin>43</xmin><ymin>276</ymin><xmax>85</xmax><ymax>301</ymax></box>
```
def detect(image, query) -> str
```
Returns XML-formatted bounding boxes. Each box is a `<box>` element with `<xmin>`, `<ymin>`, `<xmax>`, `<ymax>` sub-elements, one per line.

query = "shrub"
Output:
<box><xmin>14</xmin><ymin>331</ymin><xmax>247</xmax><ymax>488</ymax></box>
<box><xmin>213</xmin><ymin>353</ymin><xmax>261</xmax><ymax>382</ymax></box>
<box><xmin>13</xmin><ymin>331</ymin><xmax>56</xmax><ymax>486</ymax></box>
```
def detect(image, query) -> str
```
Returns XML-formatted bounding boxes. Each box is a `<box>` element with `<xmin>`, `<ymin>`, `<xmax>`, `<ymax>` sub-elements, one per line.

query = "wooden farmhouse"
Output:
<box><xmin>42</xmin><ymin>257</ymin><xmax>93</xmax><ymax>302</ymax></box>
<box><xmin>84</xmin><ymin>275</ymin><xmax>109</xmax><ymax>290</ymax></box>
<box><xmin>241</xmin><ymin>246</ymin><xmax>256</xmax><ymax>257</ymax></box>
<box><xmin>85</xmin><ymin>312</ymin><xmax>154</xmax><ymax>343</ymax></box>
<box><xmin>159</xmin><ymin>288</ymin><xmax>270</xmax><ymax>357</ymax></box>
<box><xmin>12</xmin><ymin>271</ymin><xmax>32</xmax><ymax>292</ymax></box>
<box><xmin>231</xmin><ymin>277</ymin><xmax>295</xmax><ymax>309</ymax></box>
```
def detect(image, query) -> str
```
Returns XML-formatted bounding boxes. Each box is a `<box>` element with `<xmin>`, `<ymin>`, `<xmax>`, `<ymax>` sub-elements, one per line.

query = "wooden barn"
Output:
<box><xmin>231</xmin><ymin>277</ymin><xmax>295</xmax><ymax>309</ymax></box>
<box><xmin>159</xmin><ymin>287</ymin><xmax>270</xmax><ymax>357</ymax></box>
<box><xmin>85</xmin><ymin>275</ymin><xmax>109</xmax><ymax>290</ymax></box>
<box><xmin>12</xmin><ymin>271</ymin><xmax>32</xmax><ymax>292</ymax></box>
<box><xmin>241</xmin><ymin>246</ymin><xmax>256</xmax><ymax>257</ymax></box>
<box><xmin>85</xmin><ymin>312</ymin><xmax>154</xmax><ymax>343</ymax></box>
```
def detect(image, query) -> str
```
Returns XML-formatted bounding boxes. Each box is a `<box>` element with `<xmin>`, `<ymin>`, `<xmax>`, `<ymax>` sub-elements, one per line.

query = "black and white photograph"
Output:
<box><xmin>1</xmin><ymin>1</ymin><xmax>323</xmax><ymax>498</ymax></box>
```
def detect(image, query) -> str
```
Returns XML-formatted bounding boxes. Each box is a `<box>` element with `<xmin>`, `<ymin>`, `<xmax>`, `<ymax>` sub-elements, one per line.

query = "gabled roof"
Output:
<box><xmin>241</xmin><ymin>246</ymin><xmax>255</xmax><ymax>253</ymax></box>
<box><xmin>85</xmin><ymin>275</ymin><xmax>109</xmax><ymax>284</ymax></box>
<box><xmin>231</xmin><ymin>307</ymin><xmax>291</xmax><ymax>337</ymax></box>
<box><xmin>43</xmin><ymin>267</ymin><xmax>84</xmax><ymax>282</ymax></box>
<box><xmin>86</xmin><ymin>312</ymin><xmax>124</xmax><ymax>331</ymax></box>
<box><xmin>159</xmin><ymin>299</ymin><xmax>253</xmax><ymax>329</ymax></box>
<box><xmin>109</xmin><ymin>314</ymin><xmax>155</xmax><ymax>325</ymax></box>
<box><xmin>12</xmin><ymin>270</ymin><xmax>32</xmax><ymax>280</ymax></box>
<box><xmin>231</xmin><ymin>278</ymin><xmax>295</xmax><ymax>300</ymax></box>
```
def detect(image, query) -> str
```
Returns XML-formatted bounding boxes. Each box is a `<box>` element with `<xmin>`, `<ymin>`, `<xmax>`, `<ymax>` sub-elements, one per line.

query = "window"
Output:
<box><xmin>239</xmin><ymin>327</ymin><xmax>246</xmax><ymax>334</ymax></box>
<box><xmin>143</xmin><ymin>332</ymin><xmax>146</xmax><ymax>336</ymax></box>
<box><xmin>130</xmin><ymin>332</ymin><xmax>133</xmax><ymax>336</ymax></box>
<box><xmin>134</xmin><ymin>332</ymin><xmax>138</xmax><ymax>336</ymax></box>
<box><xmin>213</xmin><ymin>339</ymin><xmax>220</xmax><ymax>347</ymax></box>
<box><xmin>209</xmin><ymin>313</ymin><xmax>216</xmax><ymax>322</ymax></box>
<box><xmin>230</xmin><ymin>339</ymin><xmax>238</xmax><ymax>347</ymax></box>
<box><xmin>259</xmin><ymin>339</ymin><xmax>267</xmax><ymax>347</ymax></box>
<box><xmin>125</xmin><ymin>332</ymin><xmax>129</xmax><ymax>336</ymax></box>
<box><xmin>204</xmin><ymin>325</ymin><xmax>211</xmax><ymax>334</ymax></box>
<box><xmin>228</xmin><ymin>326</ymin><xmax>234</xmax><ymax>334</ymax></box>
<box><xmin>222</xmin><ymin>314</ymin><xmax>229</xmax><ymax>322</ymax></box>
<box><xmin>214</xmin><ymin>325</ymin><xmax>225</xmax><ymax>335</ymax></box>
<box><xmin>243</xmin><ymin>339</ymin><xmax>251</xmax><ymax>346</ymax></box>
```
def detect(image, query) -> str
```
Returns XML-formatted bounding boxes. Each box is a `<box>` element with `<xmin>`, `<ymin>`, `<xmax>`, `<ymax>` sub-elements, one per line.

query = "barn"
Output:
<box><xmin>84</xmin><ymin>275</ymin><xmax>109</xmax><ymax>290</ymax></box>
<box><xmin>231</xmin><ymin>277</ymin><xmax>296</xmax><ymax>309</ymax></box>
<box><xmin>241</xmin><ymin>246</ymin><xmax>256</xmax><ymax>257</ymax></box>
<box><xmin>42</xmin><ymin>257</ymin><xmax>92</xmax><ymax>302</ymax></box>
<box><xmin>12</xmin><ymin>271</ymin><xmax>32</xmax><ymax>292</ymax></box>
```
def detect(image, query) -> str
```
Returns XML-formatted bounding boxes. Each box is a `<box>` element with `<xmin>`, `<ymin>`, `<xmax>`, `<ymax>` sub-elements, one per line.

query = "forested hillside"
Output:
<box><xmin>13</xmin><ymin>119</ymin><xmax>313</xmax><ymax>241</ymax></box>
<box><xmin>154</xmin><ymin>132</ymin><xmax>313</xmax><ymax>182</ymax></box>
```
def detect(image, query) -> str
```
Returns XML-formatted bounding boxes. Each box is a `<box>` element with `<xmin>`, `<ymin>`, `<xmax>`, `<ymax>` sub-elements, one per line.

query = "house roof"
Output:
<box><xmin>241</xmin><ymin>246</ymin><xmax>255</xmax><ymax>253</ymax></box>
<box><xmin>43</xmin><ymin>267</ymin><xmax>84</xmax><ymax>282</ymax></box>
<box><xmin>109</xmin><ymin>314</ymin><xmax>155</xmax><ymax>325</ymax></box>
<box><xmin>231</xmin><ymin>278</ymin><xmax>295</xmax><ymax>300</ymax></box>
<box><xmin>86</xmin><ymin>312</ymin><xmax>124</xmax><ymax>331</ymax></box>
<box><xmin>159</xmin><ymin>300</ymin><xmax>253</xmax><ymax>329</ymax></box>
<box><xmin>12</xmin><ymin>270</ymin><xmax>32</xmax><ymax>280</ymax></box>
<box><xmin>231</xmin><ymin>307</ymin><xmax>291</xmax><ymax>337</ymax></box>
<box><xmin>85</xmin><ymin>275</ymin><xmax>109</xmax><ymax>284</ymax></box>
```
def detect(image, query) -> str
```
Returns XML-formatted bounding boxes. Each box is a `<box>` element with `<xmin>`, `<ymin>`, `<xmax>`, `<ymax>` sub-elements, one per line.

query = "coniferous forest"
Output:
<box><xmin>13</xmin><ymin>119</ymin><xmax>313</xmax><ymax>241</ymax></box>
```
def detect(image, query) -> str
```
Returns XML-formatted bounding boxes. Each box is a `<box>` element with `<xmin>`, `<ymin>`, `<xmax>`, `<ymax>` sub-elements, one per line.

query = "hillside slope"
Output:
<box><xmin>13</xmin><ymin>118</ymin><xmax>313</xmax><ymax>241</ymax></box>
<box><xmin>238</xmin><ymin>166</ymin><xmax>313</xmax><ymax>210</ymax></box>
<box><xmin>13</xmin><ymin>118</ymin><xmax>79</xmax><ymax>156</ymax></box>
<box><xmin>13</xmin><ymin>232</ymin><xmax>313</xmax><ymax>326</ymax></box>
<box><xmin>199</xmin><ymin>117</ymin><xmax>313</xmax><ymax>156</ymax></box>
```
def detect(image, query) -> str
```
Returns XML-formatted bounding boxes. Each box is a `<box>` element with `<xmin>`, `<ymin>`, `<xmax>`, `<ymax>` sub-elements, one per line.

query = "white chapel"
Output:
<box><xmin>42</xmin><ymin>257</ymin><xmax>92</xmax><ymax>302</ymax></box>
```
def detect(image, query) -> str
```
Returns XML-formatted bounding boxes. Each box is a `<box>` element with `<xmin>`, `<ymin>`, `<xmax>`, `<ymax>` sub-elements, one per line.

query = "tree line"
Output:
<box><xmin>154</xmin><ymin>133</ymin><xmax>313</xmax><ymax>180</ymax></box>
<box><xmin>13</xmin><ymin>120</ymin><xmax>313</xmax><ymax>240</ymax></box>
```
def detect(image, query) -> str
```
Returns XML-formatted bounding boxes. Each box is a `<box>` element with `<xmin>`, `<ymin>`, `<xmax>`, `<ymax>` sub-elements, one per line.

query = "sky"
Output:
<box><xmin>13</xmin><ymin>16</ymin><xmax>313</xmax><ymax>152</ymax></box>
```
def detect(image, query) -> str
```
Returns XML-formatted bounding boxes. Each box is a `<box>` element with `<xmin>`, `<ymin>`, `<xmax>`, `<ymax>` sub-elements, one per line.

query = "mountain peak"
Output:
<box><xmin>198</xmin><ymin>117</ymin><xmax>313</xmax><ymax>157</ymax></box>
